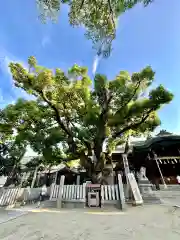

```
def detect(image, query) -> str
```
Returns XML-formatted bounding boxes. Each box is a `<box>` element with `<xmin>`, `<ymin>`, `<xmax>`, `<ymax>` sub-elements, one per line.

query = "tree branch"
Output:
<box><xmin>40</xmin><ymin>90</ymin><xmax>82</xmax><ymax>154</ymax></box>
<box><xmin>101</xmin><ymin>93</ymin><xmax>113</xmax><ymax>116</ymax></box>
<box><xmin>61</xmin><ymin>102</ymin><xmax>92</xmax><ymax>153</ymax></box>
<box><xmin>40</xmin><ymin>90</ymin><xmax>71</xmax><ymax>137</ymax></box>
<box><xmin>108</xmin><ymin>0</ymin><xmax>116</xmax><ymax>29</ymax></box>
<box><xmin>94</xmin><ymin>91</ymin><xmax>112</xmax><ymax>160</ymax></box>
<box><xmin>80</xmin><ymin>0</ymin><xmax>85</xmax><ymax>9</ymax></box>
<box><xmin>112</xmin><ymin>108</ymin><xmax>154</xmax><ymax>139</ymax></box>
<box><xmin>115</xmin><ymin>77</ymin><xmax>142</xmax><ymax>116</ymax></box>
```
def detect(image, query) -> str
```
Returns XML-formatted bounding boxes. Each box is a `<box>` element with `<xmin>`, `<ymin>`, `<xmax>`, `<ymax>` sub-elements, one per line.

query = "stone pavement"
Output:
<box><xmin>0</xmin><ymin>203</ymin><xmax>40</xmax><ymax>225</ymax></box>
<box><xmin>0</xmin><ymin>207</ymin><xmax>28</xmax><ymax>224</ymax></box>
<box><xmin>0</xmin><ymin>205</ymin><xmax>180</xmax><ymax>239</ymax></box>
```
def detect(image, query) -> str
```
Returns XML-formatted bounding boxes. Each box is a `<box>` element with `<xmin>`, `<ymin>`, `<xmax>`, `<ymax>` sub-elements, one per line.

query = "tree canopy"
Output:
<box><xmin>7</xmin><ymin>56</ymin><xmax>173</xmax><ymax>182</ymax></box>
<box><xmin>37</xmin><ymin>0</ymin><xmax>154</xmax><ymax>57</ymax></box>
<box><xmin>0</xmin><ymin>106</ymin><xmax>27</xmax><ymax>183</ymax></box>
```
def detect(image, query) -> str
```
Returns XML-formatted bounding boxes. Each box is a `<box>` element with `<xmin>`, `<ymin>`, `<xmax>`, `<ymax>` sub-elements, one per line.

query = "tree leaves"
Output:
<box><xmin>8</xmin><ymin>57</ymin><xmax>173</xmax><ymax>171</ymax></box>
<box><xmin>36</xmin><ymin>0</ymin><xmax>154</xmax><ymax>57</ymax></box>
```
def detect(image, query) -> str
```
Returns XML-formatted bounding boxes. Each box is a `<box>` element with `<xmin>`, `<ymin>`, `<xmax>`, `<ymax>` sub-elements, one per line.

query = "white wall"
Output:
<box><xmin>16</xmin><ymin>187</ymin><xmax>51</xmax><ymax>202</ymax></box>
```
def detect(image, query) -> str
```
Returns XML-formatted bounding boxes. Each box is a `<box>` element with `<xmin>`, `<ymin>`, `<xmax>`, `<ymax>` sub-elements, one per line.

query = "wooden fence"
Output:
<box><xmin>50</xmin><ymin>174</ymin><xmax>126</xmax><ymax>210</ymax></box>
<box><xmin>62</xmin><ymin>185</ymin><xmax>85</xmax><ymax>200</ymax></box>
<box><xmin>101</xmin><ymin>184</ymin><xmax>119</xmax><ymax>201</ymax></box>
<box><xmin>50</xmin><ymin>184</ymin><xmax>86</xmax><ymax>201</ymax></box>
<box><xmin>0</xmin><ymin>188</ymin><xmax>20</xmax><ymax>206</ymax></box>
<box><xmin>0</xmin><ymin>187</ymin><xmax>51</xmax><ymax>207</ymax></box>
<box><xmin>50</xmin><ymin>184</ymin><xmax>120</xmax><ymax>201</ymax></box>
<box><xmin>50</xmin><ymin>184</ymin><xmax>59</xmax><ymax>200</ymax></box>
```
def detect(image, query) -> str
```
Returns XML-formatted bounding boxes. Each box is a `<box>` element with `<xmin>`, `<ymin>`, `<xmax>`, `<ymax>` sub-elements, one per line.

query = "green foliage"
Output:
<box><xmin>8</xmin><ymin>57</ymin><xmax>173</xmax><ymax>174</ymax></box>
<box><xmin>0</xmin><ymin>102</ymin><xmax>30</xmax><ymax>177</ymax></box>
<box><xmin>37</xmin><ymin>0</ymin><xmax>154</xmax><ymax>57</ymax></box>
<box><xmin>1</xmin><ymin>98</ymin><xmax>69</xmax><ymax>170</ymax></box>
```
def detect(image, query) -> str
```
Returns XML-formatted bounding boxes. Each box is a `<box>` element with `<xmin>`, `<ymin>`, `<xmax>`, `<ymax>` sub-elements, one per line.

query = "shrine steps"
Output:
<box><xmin>154</xmin><ymin>191</ymin><xmax>180</xmax><ymax>199</ymax></box>
<box><xmin>141</xmin><ymin>193</ymin><xmax>162</xmax><ymax>204</ymax></box>
<box><xmin>159</xmin><ymin>184</ymin><xmax>180</xmax><ymax>191</ymax></box>
<box><xmin>149</xmin><ymin>190</ymin><xmax>180</xmax><ymax>207</ymax></box>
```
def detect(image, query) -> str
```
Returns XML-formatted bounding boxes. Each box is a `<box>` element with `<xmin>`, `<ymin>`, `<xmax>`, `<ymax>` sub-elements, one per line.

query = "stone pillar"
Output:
<box><xmin>101</xmin><ymin>185</ymin><xmax>104</xmax><ymax>208</ymax></box>
<box><xmin>76</xmin><ymin>175</ymin><xmax>80</xmax><ymax>185</ymax></box>
<box><xmin>83</xmin><ymin>183</ymin><xmax>86</xmax><ymax>208</ymax></box>
<box><xmin>117</xmin><ymin>174</ymin><xmax>126</xmax><ymax>210</ymax></box>
<box><xmin>122</xmin><ymin>154</ymin><xmax>130</xmax><ymax>183</ymax></box>
<box><xmin>57</xmin><ymin>175</ymin><xmax>65</xmax><ymax>209</ymax></box>
<box><xmin>122</xmin><ymin>154</ymin><xmax>131</xmax><ymax>199</ymax></box>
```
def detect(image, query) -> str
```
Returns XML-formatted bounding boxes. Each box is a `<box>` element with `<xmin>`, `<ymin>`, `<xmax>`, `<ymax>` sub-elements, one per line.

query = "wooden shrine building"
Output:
<box><xmin>129</xmin><ymin>135</ymin><xmax>180</xmax><ymax>184</ymax></box>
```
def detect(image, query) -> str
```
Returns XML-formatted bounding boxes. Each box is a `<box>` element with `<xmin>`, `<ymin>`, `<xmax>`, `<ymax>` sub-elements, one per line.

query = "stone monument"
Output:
<box><xmin>138</xmin><ymin>166</ymin><xmax>153</xmax><ymax>195</ymax></box>
<box><xmin>139</xmin><ymin>167</ymin><xmax>148</xmax><ymax>180</ymax></box>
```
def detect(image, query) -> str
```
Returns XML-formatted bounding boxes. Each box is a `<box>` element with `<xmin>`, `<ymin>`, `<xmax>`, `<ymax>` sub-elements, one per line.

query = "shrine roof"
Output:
<box><xmin>133</xmin><ymin>135</ymin><xmax>180</xmax><ymax>152</ymax></box>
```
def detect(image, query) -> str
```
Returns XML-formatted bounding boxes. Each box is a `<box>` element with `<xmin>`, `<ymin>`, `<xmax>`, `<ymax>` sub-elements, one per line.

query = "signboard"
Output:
<box><xmin>87</xmin><ymin>184</ymin><xmax>101</xmax><ymax>189</ymax></box>
<box><xmin>127</xmin><ymin>173</ymin><xmax>143</xmax><ymax>205</ymax></box>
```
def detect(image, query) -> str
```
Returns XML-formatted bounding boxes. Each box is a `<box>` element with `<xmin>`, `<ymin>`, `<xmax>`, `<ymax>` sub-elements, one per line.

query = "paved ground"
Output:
<box><xmin>0</xmin><ymin>208</ymin><xmax>29</xmax><ymax>224</ymax></box>
<box><xmin>0</xmin><ymin>205</ymin><xmax>180</xmax><ymax>239</ymax></box>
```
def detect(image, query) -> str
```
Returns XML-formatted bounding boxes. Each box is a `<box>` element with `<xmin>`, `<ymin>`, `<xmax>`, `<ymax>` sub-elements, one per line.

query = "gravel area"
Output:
<box><xmin>0</xmin><ymin>205</ymin><xmax>180</xmax><ymax>239</ymax></box>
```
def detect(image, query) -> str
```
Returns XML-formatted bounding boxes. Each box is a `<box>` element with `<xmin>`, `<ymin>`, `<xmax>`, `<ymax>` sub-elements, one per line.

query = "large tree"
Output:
<box><xmin>9</xmin><ymin>56</ymin><xmax>173</xmax><ymax>183</ymax></box>
<box><xmin>0</xmin><ymin>98</ymin><xmax>68</xmax><ymax>185</ymax></box>
<box><xmin>37</xmin><ymin>0</ymin><xmax>153</xmax><ymax>57</ymax></box>
<box><xmin>0</xmin><ymin>106</ymin><xmax>27</xmax><ymax>185</ymax></box>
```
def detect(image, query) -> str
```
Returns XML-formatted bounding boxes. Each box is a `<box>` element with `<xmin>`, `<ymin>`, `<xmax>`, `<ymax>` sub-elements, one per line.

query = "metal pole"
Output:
<box><xmin>155</xmin><ymin>157</ymin><xmax>167</xmax><ymax>189</ymax></box>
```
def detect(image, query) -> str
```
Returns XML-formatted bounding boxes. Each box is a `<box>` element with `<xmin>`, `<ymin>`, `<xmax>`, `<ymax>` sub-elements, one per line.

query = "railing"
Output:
<box><xmin>50</xmin><ymin>174</ymin><xmax>126</xmax><ymax>209</ymax></box>
<box><xmin>50</xmin><ymin>184</ymin><xmax>86</xmax><ymax>201</ymax></box>
<box><xmin>0</xmin><ymin>188</ymin><xmax>20</xmax><ymax>206</ymax></box>
<box><xmin>0</xmin><ymin>187</ymin><xmax>51</xmax><ymax>207</ymax></box>
<box><xmin>50</xmin><ymin>184</ymin><xmax>59</xmax><ymax>200</ymax></box>
<box><xmin>101</xmin><ymin>185</ymin><xmax>119</xmax><ymax>201</ymax></box>
<box><xmin>62</xmin><ymin>185</ymin><xmax>85</xmax><ymax>201</ymax></box>
<box><xmin>50</xmin><ymin>184</ymin><xmax>120</xmax><ymax>201</ymax></box>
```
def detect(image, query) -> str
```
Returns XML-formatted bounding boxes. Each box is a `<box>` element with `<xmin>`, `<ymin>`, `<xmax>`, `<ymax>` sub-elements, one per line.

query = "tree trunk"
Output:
<box><xmin>19</xmin><ymin>172</ymin><xmax>26</xmax><ymax>188</ymax></box>
<box><xmin>43</xmin><ymin>166</ymin><xmax>51</xmax><ymax>186</ymax></box>
<box><xmin>36</xmin><ymin>173</ymin><xmax>41</xmax><ymax>187</ymax></box>
<box><xmin>86</xmin><ymin>154</ymin><xmax>114</xmax><ymax>184</ymax></box>
<box><xmin>31</xmin><ymin>166</ymin><xmax>39</xmax><ymax>188</ymax></box>
<box><xmin>92</xmin><ymin>164</ymin><xmax>114</xmax><ymax>185</ymax></box>
<box><xmin>80</xmin><ymin>148</ymin><xmax>115</xmax><ymax>185</ymax></box>
<box><xmin>4</xmin><ymin>165</ymin><xmax>16</xmax><ymax>187</ymax></box>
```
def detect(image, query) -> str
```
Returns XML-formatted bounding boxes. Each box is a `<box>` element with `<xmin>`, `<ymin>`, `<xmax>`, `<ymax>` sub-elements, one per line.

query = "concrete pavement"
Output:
<box><xmin>0</xmin><ymin>208</ymin><xmax>28</xmax><ymax>224</ymax></box>
<box><xmin>0</xmin><ymin>205</ymin><xmax>180</xmax><ymax>239</ymax></box>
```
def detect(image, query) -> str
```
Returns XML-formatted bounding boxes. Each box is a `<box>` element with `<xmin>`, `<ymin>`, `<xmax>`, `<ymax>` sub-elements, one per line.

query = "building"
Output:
<box><xmin>129</xmin><ymin>134</ymin><xmax>180</xmax><ymax>184</ymax></box>
<box><xmin>4</xmin><ymin>133</ymin><xmax>180</xmax><ymax>187</ymax></box>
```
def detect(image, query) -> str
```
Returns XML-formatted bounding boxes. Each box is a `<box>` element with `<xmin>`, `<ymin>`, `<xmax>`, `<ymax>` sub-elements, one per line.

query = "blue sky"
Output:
<box><xmin>0</xmin><ymin>0</ymin><xmax>179</xmax><ymax>134</ymax></box>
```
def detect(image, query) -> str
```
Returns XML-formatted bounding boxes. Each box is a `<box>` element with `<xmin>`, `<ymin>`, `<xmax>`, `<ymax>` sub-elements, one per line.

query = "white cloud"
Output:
<box><xmin>41</xmin><ymin>36</ymin><xmax>51</xmax><ymax>48</ymax></box>
<box><xmin>92</xmin><ymin>55</ymin><xmax>101</xmax><ymax>75</ymax></box>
